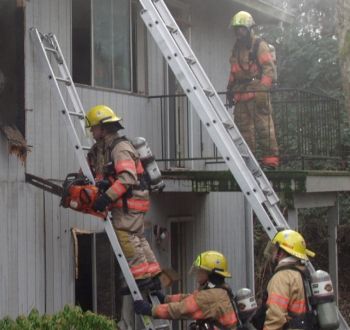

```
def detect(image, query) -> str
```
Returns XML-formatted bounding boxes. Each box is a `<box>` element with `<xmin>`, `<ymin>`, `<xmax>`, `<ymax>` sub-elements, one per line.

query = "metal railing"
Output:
<box><xmin>149</xmin><ymin>88</ymin><xmax>342</xmax><ymax>170</ymax></box>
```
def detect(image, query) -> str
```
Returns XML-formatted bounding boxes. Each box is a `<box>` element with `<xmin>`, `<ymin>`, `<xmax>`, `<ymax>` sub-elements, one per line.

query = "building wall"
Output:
<box><xmin>148</xmin><ymin>192</ymin><xmax>249</xmax><ymax>292</ymax></box>
<box><xmin>0</xmin><ymin>0</ymin><xmax>249</xmax><ymax>318</ymax></box>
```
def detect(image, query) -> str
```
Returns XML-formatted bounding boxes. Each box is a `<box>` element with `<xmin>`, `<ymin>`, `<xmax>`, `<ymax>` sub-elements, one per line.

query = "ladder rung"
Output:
<box><xmin>203</xmin><ymin>88</ymin><xmax>215</xmax><ymax>97</ymax></box>
<box><xmin>166</xmin><ymin>24</ymin><xmax>178</xmax><ymax>33</ymax></box>
<box><xmin>68</xmin><ymin>111</ymin><xmax>85</xmax><ymax>120</ymax></box>
<box><xmin>45</xmin><ymin>46</ymin><xmax>57</xmax><ymax>53</ymax></box>
<box><xmin>185</xmin><ymin>56</ymin><xmax>196</xmax><ymax>65</ymax></box>
<box><xmin>55</xmin><ymin>76</ymin><xmax>72</xmax><ymax>85</ymax></box>
<box><xmin>223</xmin><ymin>121</ymin><xmax>234</xmax><ymax>129</ymax></box>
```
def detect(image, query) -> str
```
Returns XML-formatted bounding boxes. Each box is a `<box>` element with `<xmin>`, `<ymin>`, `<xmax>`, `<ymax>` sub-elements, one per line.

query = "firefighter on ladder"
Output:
<box><xmin>227</xmin><ymin>11</ymin><xmax>279</xmax><ymax>169</ymax></box>
<box><xmin>133</xmin><ymin>250</ymin><xmax>239</xmax><ymax>329</ymax></box>
<box><xmin>85</xmin><ymin>104</ymin><xmax>162</xmax><ymax>292</ymax></box>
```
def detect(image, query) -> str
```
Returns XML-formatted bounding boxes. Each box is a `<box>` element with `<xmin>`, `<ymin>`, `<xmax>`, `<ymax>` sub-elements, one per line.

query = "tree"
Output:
<box><xmin>259</xmin><ymin>0</ymin><xmax>342</xmax><ymax>99</ymax></box>
<box><xmin>336</xmin><ymin>0</ymin><xmax>350</xmax><ymax>121</ymax></box>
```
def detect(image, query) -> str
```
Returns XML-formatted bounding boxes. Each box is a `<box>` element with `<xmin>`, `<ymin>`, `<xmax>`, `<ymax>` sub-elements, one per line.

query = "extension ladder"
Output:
<box><xmin>30</xmin><ymin>27</ymin><xmax>169</xmax><ymax>330</ymax></box>
<box><xmin>138</xmin><ymin>0</ymin><xmax>348</xmax><ymax>328</ymax></box>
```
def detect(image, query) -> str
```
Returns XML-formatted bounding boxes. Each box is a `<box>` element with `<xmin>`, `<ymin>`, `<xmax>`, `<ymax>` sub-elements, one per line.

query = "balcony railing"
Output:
<box><xmin>149</xmin><ymin>88</ymin><xmax>342</xmax><ymax>170</ymax></box>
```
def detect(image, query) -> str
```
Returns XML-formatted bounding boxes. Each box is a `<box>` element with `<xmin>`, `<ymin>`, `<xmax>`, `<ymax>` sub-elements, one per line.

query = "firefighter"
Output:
<box><xmin>227</xmin><ymin>11</ymin><xmax>279</xmax><ymax>169</ymax></box>
<box><xmin>85</xmin><ymin>104</ymin><xmax>162</xmax><ymax>291</ymax></box>
<box><xmin>133</xmin><ymin>250</ymin><xmax>239</xmax><ymax>330</ymax></box>
<box><xmin>259</xmin><ymin>230</ymin><xmax>316</xmax><ymax>330</ymax></box>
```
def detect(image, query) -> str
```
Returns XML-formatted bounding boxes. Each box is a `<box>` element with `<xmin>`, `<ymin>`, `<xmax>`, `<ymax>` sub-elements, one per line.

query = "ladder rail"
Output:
<box><xmin>50</xmin><ymin>34</ymin><xmax>87</xmax><ymax>133</ymax></box>
<box><xmin>30</xmin><ymin>28</ymin><xmax>94</xmax><ymax>183</ymax></box>
<box><xmin>140</xmin><ymin>6</ymin><xmax>288</xmax><ymax>237</ymax></box>
<box><xmin>138</xmin><ymin>1</ymin><xmax>349</xmax><ymax>328</ymax></box>
<box><xmin>31</xmin><ymin>27</ymin><xmax>165</xmax><ymax>330</ymax></box>
<box><xmin>141</xmin><ymin>0</ymin><xmax>284</xmax><ymax>210</ymax></box>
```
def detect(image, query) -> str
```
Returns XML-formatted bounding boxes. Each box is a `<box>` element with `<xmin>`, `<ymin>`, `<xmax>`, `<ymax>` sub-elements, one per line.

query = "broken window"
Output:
<box><xmin>72</xmin><ymin>0</ymin><xmax>147</xmax><ymax>94</ymax></box>
<box><xmin>0</xmin><ymin>1</ymin><xmax>25</xmax><ymax>133</ymax></box>
<box><xmin>74</xmin><ymin>230</ymin><xmax>122</xmax><ymax>318</ymax></box>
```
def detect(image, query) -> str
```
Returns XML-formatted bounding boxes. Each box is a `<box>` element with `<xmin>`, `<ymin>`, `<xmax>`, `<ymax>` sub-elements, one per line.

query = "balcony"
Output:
<box><xmin>149</xmin><ymin>88</ymin><xmax>342</xmax><ymax>171</ymax></box>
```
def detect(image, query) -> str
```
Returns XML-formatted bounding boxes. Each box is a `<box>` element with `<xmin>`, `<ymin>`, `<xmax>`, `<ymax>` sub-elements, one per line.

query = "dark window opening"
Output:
<box><xmin>72</xmin><ymin>0</ymin><xmax>92</xmax><ymax>86</ymax></box>
<box><xmin>75</xmin><ymin>232</ymin><xmax>122</xmax><ymax>319</ymax></box>
<box><xmin>0</xmin><ymin>0</ymin><xmax>25</xmax><ymax>135</ymax></box>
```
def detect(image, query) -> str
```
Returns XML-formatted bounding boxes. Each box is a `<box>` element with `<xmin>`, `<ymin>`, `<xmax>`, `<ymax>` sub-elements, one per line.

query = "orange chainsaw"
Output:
<box><xmin>25</xmin><ymin>173</ymin><xmax>108</xmax><ymax>219</ymax></box>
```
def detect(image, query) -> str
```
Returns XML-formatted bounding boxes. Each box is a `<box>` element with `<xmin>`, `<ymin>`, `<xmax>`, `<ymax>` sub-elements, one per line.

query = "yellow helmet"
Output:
<box><xmin>193</xmin><ymin>250</ymin><xmax>232</xmax><ymax>278</ymax></box>
<box><xmin>272</xmin><ymin>230</ymin><xmax>315</xmax><ymax>260</ymax></box>
<box><xmin>230</xmin><ymin>11</ymin><xmax>255</xmax><ymax>29</ymax></box>
<box><xmin>85</xmin><ymin>105</ymin><xmax>122</xmax><ymax>128</ymax></box>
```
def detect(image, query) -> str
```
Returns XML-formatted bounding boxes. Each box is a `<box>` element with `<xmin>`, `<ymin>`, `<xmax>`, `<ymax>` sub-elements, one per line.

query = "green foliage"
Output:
<box><xmin>0</xmin><ymin>306</ymin><xmax>118</xmax><ymax>330</ymax></box>
<box><xmin>258</xmin><ymin>0</ymin><xmax>342</xmax><ymax>99</ymax></box>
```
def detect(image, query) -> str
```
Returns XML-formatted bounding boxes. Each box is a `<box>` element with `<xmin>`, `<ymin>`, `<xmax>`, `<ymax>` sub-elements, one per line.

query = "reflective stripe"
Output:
<box><xmin>192</xmin><ymin>309</ymin><xmax>204</xmax><ymax>320</ymax></box>
<box><xmin>234</xmin><ymin>91</ymin><xmax>255</xmax><ymax>102</ymax></box>
<box><xmin>154</xmin><ymin>304</ymin><xmax>170</xmax><ymax>318</ymax></box>
<box><xmin>267</xmin><ymin>293</ymin><xmax>289</xmax><ymax>309</ymax></box>
<box><xmin>115</xmin><ymin>159</ymin><xmax>136</xmax><ymax>174</ymax></box>
<box><xmin>114</xmin><ymin>198</ymin><xmax>150</xmax><ymax>212</ymax></box>
<box><xmin>136</xmin><ymin>160</ymin><xmax>144</xmax><ymax>175</ymax></box>
<box><xmin>110</xmin><ymin>180</ymin><xmax>127</xmax><ymax>198</ymax></box>
<box><xmin>259</xmin><ymin>52</ymin><xmax>273</xmax><ymax>65</ymax></box>
<box><xmin>260</xmin><ymin>75</ymin><xmax>273</xmax><ymax>87</ymax></box>
<box><xmin>289</xmin><ymin>299</ymin><xmax>306</xmax><ymax>314</ymax></box>
<box><xmin>168</xmin><ymin>294</ymin><xmax>183</xmax><ymax>303</ymax></box>
<box><xmin>148</xmin><ymin>262</ymin><xmax>161</xmax><ymax>275</ymax></box>
<box><xmin>231</xmin><ymin>63</ymin><xmax>241</xmax><ymax>73</ymax></box>
<box><xmin>218</xmin><ymin>311</ymin><xmax>238</xmax><ymax>327</ymax></box>
<box><xmin>184</xmin><ymin>295</ymin><xmax>200</xmax><ymax>313</ymax></box>
<box><xmin>130</xmin><ymin>262</ymin><xmax>149</xmax><ymax>278</ymax></box>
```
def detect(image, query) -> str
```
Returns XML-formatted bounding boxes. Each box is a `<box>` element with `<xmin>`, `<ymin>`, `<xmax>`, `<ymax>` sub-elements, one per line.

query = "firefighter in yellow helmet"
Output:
<box><xmin>254</xmin><ymin>230</ymin><xmax>315</xmax><ymax>330</ymax></box>
<box><xmin>85</xmin><ymin>105</ymin><xmax>162</xmax><ymax>292</ymax></box>
<box><xmin>134</xmin><ymin>251</ymin><xmax>239</xmax><ymax>329</ymax></box>
<box><xmin>227</xmin><ymin>11</ymin><xmax>279</xmax><ymax>169</ymax></box>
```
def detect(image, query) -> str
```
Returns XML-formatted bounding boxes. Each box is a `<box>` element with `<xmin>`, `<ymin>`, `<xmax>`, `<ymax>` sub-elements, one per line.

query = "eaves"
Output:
<box><xmin>232</xmin><ymin>0</ymin><xmax>294</xmax><ymax>24</ymax></box>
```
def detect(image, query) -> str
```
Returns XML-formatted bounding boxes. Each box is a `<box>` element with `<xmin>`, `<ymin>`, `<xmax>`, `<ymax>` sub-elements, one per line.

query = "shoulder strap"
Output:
<box><xmin>249</xmin><ymin>37</ymin><xmax>262</xmax><ymax>64</ymax></box>
<box><xmin>274</xmin><ymin>265</ymin><xmax>313</xmax><ymax>313</ymax></box>
<box><xmin>109</xmin><ymin>135</ymin><xmax>129</xmax><ymax>152</ymax></box>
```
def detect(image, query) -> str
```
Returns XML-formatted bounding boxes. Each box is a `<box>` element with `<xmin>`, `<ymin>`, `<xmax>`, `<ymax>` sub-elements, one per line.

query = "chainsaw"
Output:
<box><xmin>25</xmin><ymin>173</ymin><xmax>108</xmax><ymax>219</ymax></box>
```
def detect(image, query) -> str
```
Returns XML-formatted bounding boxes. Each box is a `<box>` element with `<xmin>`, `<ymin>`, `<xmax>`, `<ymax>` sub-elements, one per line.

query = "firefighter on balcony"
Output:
<box><xmin>257</xmin><ymin>230</ymin><xmax>315</xmax><ymax>330</ymax></box>
<box><xmin>85</xmin><ymin>105</ymin><xmax>161</xmax><ymax>291</ymax></box>
<box><xmin>227</xmin><ymin>11</ymin><xmax>279</xmax><ymax>169</ymax></box>
<box><xmin>134</xmin><ymin>250</ymin><xmax>239</xmax><ymax>330</ymax></box>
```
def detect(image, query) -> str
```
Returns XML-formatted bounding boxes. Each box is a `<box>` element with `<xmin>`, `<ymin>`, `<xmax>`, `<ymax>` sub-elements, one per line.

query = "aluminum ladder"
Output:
<box><xmin>138</xmin><ymin>0</ymin><xmax>349</xmax><ymax>328</ymax></box>
<box><xmin>30</xmin><ymin>27</ymin><xmax>169</xmax><ymax>330</ymax></box>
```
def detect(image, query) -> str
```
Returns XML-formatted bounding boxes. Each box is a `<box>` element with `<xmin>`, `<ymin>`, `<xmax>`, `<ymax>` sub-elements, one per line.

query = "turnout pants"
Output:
<box><xmin>111</xmin><ymin>207</ymin><xmax>161</xmax><ymax>280</ymax></box>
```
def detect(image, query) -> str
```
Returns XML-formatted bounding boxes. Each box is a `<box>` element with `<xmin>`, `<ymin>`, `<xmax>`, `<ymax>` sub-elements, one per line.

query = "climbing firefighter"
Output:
<box><xmin>85</xmin><ymin>104</ymin><xmax>162</xmax><ymax>291</ymax></box>
<box><xmin>227</xmin><ymin>11</ymin><xmax>279</xmax><ymax>169</ymax></box>
<box><xmin>133</xmin><ymin>250</ymin><xmax>239</xmax><ymax>330</ymax></box>
<box><xmin>256</xmin><ymin>229</ymin><xmax>315</xmax><ymax>330</ymax></box>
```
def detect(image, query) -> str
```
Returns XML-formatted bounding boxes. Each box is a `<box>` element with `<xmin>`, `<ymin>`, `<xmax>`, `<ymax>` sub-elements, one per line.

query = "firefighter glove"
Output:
<box><xmin>92</xmin><ymin>193</ymin><xmax>112</xmax><ymax>212</ymax></box>
<box><xmin>96</xmin><ymin>179</ymin><xmax>111</xmax><ymax>193</ymax></box>
<box><xmin>134</xmin><ymin>300</ymin><xmax>152</xmax><ymax>316</ymax></box>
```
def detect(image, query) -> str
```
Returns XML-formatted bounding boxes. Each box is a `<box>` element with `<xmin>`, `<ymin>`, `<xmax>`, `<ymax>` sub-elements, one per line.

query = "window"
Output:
<box><xmin>0</xmin><ymin>0</ymin><xmax>25</xmax><ymax>134</ymax></box>
<box><xmin>72</xmin><ymin>0</ymin><xmax>147</xmax><ymax>93</ymax></box>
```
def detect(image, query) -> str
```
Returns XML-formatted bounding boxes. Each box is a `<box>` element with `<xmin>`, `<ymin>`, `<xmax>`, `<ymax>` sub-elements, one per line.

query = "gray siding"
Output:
<box><xmin>0</xmin><ymin>0</ymin><xmax>250</xmax><ymax>318</ymax></box>
<box><xmin>147</xmin><ymin>192</ymin><xmax>248</xmax><ymax>292</ymax></box>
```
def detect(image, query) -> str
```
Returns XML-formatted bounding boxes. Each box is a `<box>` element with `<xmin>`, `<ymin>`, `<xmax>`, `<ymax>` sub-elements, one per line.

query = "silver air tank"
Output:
<box><xmin>132</xmin><ymin>137</ymin><xmax>165</xmax><ymax>191</ymax></box>
<box><xmin>311</xmin><ymin>270</ymin><xmax>339</xmax><ymax>330</ymax></box>
<box><xmin>236</xmin><ymin>288</ymin><xmax>257</xmax><ymax>323</ymax></box>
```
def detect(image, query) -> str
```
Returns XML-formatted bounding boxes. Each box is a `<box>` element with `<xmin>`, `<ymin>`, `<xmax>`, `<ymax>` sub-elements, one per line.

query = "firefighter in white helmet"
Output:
<box><xmin>85</xmin><ymin>105</ymin><xmax>162</xmax><ymax>292</ymax></box>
